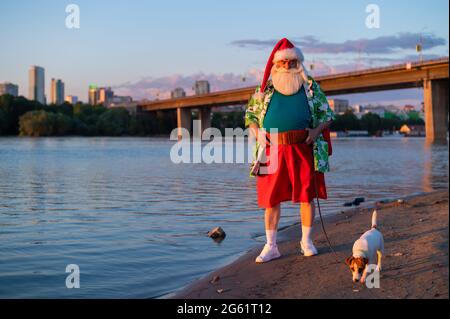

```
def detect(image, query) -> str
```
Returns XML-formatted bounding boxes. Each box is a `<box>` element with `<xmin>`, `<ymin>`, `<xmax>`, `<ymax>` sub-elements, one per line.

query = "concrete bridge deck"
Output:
<box><xmin>138</xmin><ymin>58</ymin><xmax>449</xmax><ymax>141</ymax></box>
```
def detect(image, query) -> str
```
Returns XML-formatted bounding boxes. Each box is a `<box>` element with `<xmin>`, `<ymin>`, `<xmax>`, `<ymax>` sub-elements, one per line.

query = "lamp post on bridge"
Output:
<box><xmin>417</xmin><ymin>27</ymin><xmax>430</xmax><ymax>63</ymax></box>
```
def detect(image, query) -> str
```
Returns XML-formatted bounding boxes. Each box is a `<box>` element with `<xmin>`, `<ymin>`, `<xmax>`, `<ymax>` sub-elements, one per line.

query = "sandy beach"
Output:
<box><xmin>173</xmin><ymin>189</ymin><xmax>449</xmax><ymax>299</ymax></box>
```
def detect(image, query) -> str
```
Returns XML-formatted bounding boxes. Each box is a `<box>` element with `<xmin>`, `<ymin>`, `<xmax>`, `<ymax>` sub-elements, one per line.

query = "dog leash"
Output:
<box><xmin>313</xmin><ymin>173</ymin><xmax>341</xmax><ymax>262</ymax></box>
<box><xmin>314</xmin><ymin>170</ymin><xmax>379</xmax><ymax>299</ymax></box>
<box><xmin>260</xmin><ymin>131</ymin><xmax>339</xmax><ymax>260</ymax></box>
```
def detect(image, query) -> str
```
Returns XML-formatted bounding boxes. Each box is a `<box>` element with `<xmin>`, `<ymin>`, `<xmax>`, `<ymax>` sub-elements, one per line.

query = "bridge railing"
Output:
<box><xmin>315</xmin><ymin>56</ymin><xmax>449</xmax><ymax>81</ymax></box>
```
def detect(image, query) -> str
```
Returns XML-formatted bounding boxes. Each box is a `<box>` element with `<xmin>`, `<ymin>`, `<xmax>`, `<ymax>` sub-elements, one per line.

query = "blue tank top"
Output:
<box><xmin>263</xmin><ymin>86</ymin><xmax>311</xmax><ymax>133</ymax></box>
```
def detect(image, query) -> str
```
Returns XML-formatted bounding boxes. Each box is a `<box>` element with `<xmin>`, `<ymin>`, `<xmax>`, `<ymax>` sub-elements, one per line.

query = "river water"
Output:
<box><xmin>0</xmin><ymin>136</ymin><xmax>448</xmax><ymax>298</ymax></box>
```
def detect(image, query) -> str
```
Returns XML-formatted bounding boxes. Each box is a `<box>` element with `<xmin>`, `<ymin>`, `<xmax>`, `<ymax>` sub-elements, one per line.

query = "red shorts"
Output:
<box><xmin>256</xmin><ymin>142</ymin><xmax>327</xmax><ymax>208</ymax></box>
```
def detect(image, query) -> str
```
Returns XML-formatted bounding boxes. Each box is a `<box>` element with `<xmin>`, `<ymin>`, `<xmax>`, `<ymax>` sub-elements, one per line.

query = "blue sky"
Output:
<box><xmin>0</xmin><ymin>0</ymin><xmax>448</xmax><ymax>106</ymax></box>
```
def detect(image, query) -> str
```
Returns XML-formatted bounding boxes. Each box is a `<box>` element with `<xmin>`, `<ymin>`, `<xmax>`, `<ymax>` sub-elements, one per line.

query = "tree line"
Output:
<box><xmin>0</xmin><ymin>94</ymin><xmax>157</xmax><ymax>136</ymax></box>
<box><xmin>329</xmin><ymin>109</ymin><xmax>424</xmax><ymax>135</ymax></box>
<box><xmin>212</xmin><ymin>109</ymin><xmax>424</xmax><ymax>136</ymax></box>
<box><xmin>1</xmin><ymin>94</ymin><xmax>424</xmax><ymax>137</ymax></box>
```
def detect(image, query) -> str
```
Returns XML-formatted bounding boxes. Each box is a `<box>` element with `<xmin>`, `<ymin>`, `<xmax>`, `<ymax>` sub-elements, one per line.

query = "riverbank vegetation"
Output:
<box><xmin>211</xmin><ymin>109</ymin><xmax>424</xmax><ymax>136</ymax></box>
<box><xmin>1</xmin><ymin>94</ymin><xmax>424</xmax><ymax>137</ymax></box>
<box><xmin>0</xmin><ymin>94</ymin><xmax>155</xmax><ymax>136</ymax></box>
<box><xmin>330</xmin><ymin>109</ymin><xmax>424</xmax><ymax>135</ymax></box>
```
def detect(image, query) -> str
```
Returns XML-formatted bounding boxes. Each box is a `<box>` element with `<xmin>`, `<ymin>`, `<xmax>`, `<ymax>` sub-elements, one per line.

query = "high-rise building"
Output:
<box><xmin>65</xmin><ymin>95</ymin><xmax>78</xmax><ymax>104</ymax></box>
<box><xmin>88</xmin><ymin>86</ymin><xmax>115</xmax><ymax>106</ymax></box>
<box><xmin>363</xmin><ymin>106</ymin><xmax>386</xmax><ymax>118</ymax></box>
<box><xmin>109</xmin><ymin>95</ymin><xmax>132</xmax><ymax>106</ymax></box>
<box><xmin>50</xmin><ymin>78</ymin><xmax>65</xmax><ymax>105</ymax></box>
<box><xmin>88</xmin><ymin>85</ymin><xmax>98</xmax><ymax>105</ymax></box>
<box><xmin>0</xmin><ymin>82</ymin><xmax>19</xmax><ymax>96</ymax></box>
<box><xmin>352</xmin><ymin>104</ymin><xmax>363</xmax><ymax>113</ymax></box>
<box><xmin>98</xmin><ymin>87</ymin><xmax>114</xmax><ymax>106</ymax></box>
<box><xmin>29</xmin><ymin>66</ymin><xmax>45</xmax><ymax>104</ymax></box>
<box><xmin>193</xmin><ymin>80</ymin><xmax>210</xmax><ymax>95</ymax></box>
<box><xmin>328</xmin><ymin>99</ymin><xmax>350</xmax><ymax>114</ymax></box>
<box><xmin>171</xmin><ymin>87</ymin><xmax>186</xmax><ymax>99</ymax></box>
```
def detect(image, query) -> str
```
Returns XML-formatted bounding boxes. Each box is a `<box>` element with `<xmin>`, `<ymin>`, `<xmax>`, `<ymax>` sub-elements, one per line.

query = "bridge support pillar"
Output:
<box><xmin>424</xmin><ymin>79</ymin><xmax>449</xmax><ymax>143</ymax></box>
<box><xmin>194</xmin><ymin>108</ymin><xmax>211</xmax><ymax>139</ymax></box>
<box><xmin>177</xmin><ymin>108</ymin><xmax>192</xmax><ymax>140</ymax></box>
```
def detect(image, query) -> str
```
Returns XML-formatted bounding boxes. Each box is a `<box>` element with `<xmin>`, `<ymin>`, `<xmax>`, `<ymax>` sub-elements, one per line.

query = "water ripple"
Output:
<box><xmin>0</xmin><ymin>137</ymin><xmax>447</xmax><ymax>298</ymax></box>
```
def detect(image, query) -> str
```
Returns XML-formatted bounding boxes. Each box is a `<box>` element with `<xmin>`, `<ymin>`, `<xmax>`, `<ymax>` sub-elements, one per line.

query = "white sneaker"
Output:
<box><xmin>300</xmin><ymin>241</ymin><xmax>318</xmax><ymax>257</ymax></box>
<box><xmin>255</xmin><ymin>244</ymin><xmax>281</xmax><ymax>263</ymax></box>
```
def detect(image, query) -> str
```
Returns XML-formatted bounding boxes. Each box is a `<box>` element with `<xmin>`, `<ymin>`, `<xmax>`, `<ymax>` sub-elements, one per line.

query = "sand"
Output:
<box><xmin>173</xmin><ymin>190</ymin><xmax>449</xmax><ymax>299</ymax></box>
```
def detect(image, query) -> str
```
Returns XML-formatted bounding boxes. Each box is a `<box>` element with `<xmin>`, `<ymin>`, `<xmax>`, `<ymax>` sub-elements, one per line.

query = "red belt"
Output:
<box><xmin>267</xmin><ymin>129</ymin><xmax>309</xmax><ymax>145</ymax></box>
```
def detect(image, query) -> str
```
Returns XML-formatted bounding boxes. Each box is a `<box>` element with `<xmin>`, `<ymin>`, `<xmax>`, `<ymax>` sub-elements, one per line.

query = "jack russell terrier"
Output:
<box><xmin>345</xmin><ymin>210</ymin><xmax>384</xmax><ymax>283</ymax></box>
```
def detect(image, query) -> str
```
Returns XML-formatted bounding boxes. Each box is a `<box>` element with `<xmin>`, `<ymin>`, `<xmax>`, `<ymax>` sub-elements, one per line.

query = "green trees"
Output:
<box><xmin>360</xmin><ymin>113</ymin><xmax>383</xmax><ymax>135</ymax></box>
<box><xmin>18</xmin><ymin>107</ymin><xmax>134</xmax><ymax>137</ymax></box>
<box><xmin>1</xmin><ymin>94</ymin><xmax>144</xmax><ymax>137</ymax></box>
<box><xmin>0</xmin><ymin>108</ymin><xmax>6</xmax><ymax>134</ymax></box>
<box><xmin>381</xmin><ymin>112</ymin><xmax>402</xmax><ymax>132</ymax></box>
<box><xmin>129</xmin><ymin>112</ymin><xmax>156</xmax><ymax>136</ymax></box>
<box><xmin>329</xmin><ymin>110</ymin><xmax>360</xmax><ymax>131</ymax></box>
<box><xmin>405</xmin><ymin>111</ymin><xmax>426</xmax><ymax>125</ymax></box>
<box><xmin>330</xmin><ymin>110</ymin><xmax>424</xmax><ymax>136</ymax></box>
<box><xmin>73</xmin><ymin>104</ymin><xmax>107</xmax><ymax>135</ymax></box>
<box><xmin>19</xmin><ymin>110</ymin><xmax>73</xmax><ymax>136</ymax></box>
<box><xmin>1</xmin><ymin>94</ymin><xmax>428</xmax><ymax>137</ymax></box>
<box><xmin>9</xmin><ymin>93</ymin><xmax>153</xmax><ymax>137</ymax></box>
<box><xmin>96</xmin><ymin>108</ymin><xmax>130</xmax><ymax>136</ymax></box>
<box><xmin>0</xmin><ymin>94</ymin><xmax>42</xmax><ymax>135</ymax></box>
<box><xmin>47</xmin><ymin>102</ymin><xmax>74</xmax><ymax>117</ymax></box>
<box><xmin>212</xmin><ymin>111</ymin><xmax>245</xmax><ymax>133</ymax></box>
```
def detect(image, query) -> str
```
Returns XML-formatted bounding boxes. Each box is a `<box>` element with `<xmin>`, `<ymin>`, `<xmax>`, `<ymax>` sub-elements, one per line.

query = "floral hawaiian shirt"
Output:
<box><xmin>245</xmin><ymin>75</ymin><xmax>336</xmax><ymax>175</ymax></box>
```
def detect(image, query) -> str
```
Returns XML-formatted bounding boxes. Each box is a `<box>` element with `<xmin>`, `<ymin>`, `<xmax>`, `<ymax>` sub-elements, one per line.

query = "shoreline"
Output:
<box><xmin>172</xmin><ymin>189</ymin><xmax>449</xmax><ymax>299</ymax></box>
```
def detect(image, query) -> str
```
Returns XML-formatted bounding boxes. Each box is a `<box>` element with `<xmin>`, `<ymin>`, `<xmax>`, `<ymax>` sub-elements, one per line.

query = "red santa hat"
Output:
<box><xmin>260</xmin><ymin>38</ymin><xmax>304</xmax><ymax>92</ymax></box>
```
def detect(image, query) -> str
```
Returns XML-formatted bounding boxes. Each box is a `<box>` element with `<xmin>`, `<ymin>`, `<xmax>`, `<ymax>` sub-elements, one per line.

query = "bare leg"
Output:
<box><xmin>265</xmin><ymin>204</ymin><xmax>281</xmax><ymax>230</ymax></box>
<box><xmin>300</xmin><ymin>201</ymin><xmax>315</xmax><ymax>227</ymax></box>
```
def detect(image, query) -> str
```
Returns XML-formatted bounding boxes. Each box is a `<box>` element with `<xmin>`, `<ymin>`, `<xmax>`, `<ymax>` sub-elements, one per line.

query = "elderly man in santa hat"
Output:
<box><xmin>245</xmin><ymin>38</ymin><xmax>335</xmax><ymax>263</ymax></box>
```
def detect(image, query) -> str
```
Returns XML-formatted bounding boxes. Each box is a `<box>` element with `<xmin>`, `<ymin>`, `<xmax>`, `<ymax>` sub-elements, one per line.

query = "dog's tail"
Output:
<box><xmin>371</xmin><ymin>210</ymin><xmax>378</xmax><ymax>229</ymax></box>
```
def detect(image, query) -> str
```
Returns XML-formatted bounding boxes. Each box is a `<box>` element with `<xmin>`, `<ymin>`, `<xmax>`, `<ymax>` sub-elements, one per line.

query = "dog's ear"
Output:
<box><xmin>363</xmin><ymin>258</ymin><xmax>369</xmax><ymax>266</ymax></box>
<box><xmin>345</xmin><ymin>256</ymin><xmax>353</xmax><ymax>266</ymax></box>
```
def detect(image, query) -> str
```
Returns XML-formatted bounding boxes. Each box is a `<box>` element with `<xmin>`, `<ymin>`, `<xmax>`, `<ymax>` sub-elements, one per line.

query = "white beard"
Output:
<box><xmin>271</xmin><ymin>64</ymin><xmax>305</xmax><ymax>95</ymax></box>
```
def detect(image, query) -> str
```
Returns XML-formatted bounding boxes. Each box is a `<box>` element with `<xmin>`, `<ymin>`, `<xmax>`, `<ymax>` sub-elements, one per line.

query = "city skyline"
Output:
<box><xmin>28</xmin><ymin>65</ymin><xmax>45</xmax><ymax>104</ymax></box>
<box><xmin>0</xmin><ymin>60</ymin><xmax>443</xmax><ymax>111</ymax></box>
<box><xmin>50</xmin><ymin>78</ymin><xmax>65</xmax><ymax>105</ymax></box>
<box><xmin>0</xmin><ymin>0</ymin><xmax>448</xmax><ymax>106</ymax></box>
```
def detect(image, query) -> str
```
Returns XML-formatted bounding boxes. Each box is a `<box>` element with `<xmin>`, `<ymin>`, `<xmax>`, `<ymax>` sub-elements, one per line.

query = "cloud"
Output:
<box><xmin>230</xmin><ymin>32</ymin><xmax>447</xmax><ymax>54</ymax></box>
<box><xmin>112</xmin><ymin>51</ymin><xmax>445</xmax><ymax>101</ymax></box>
<box><xmin>113</xmin><ymin>32</ymin><xmax>447</xmax><ymax>103</ymax></box>
<box><xmin>112</xmin><ymin>63</ymin><xmax>425</xmax><ymax>108</ymax></box>
<box><xmin>112</xmin><ymin>70</ymin><xmax>262</xmax><ymax>101</ymax></box>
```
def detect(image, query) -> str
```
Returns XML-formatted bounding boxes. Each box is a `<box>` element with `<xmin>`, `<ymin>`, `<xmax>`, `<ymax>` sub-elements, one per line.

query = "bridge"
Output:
<box><xmin>138</xmin><ymin>58</ymin><xmax>449</xmax><ymax>142</ymax></box>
